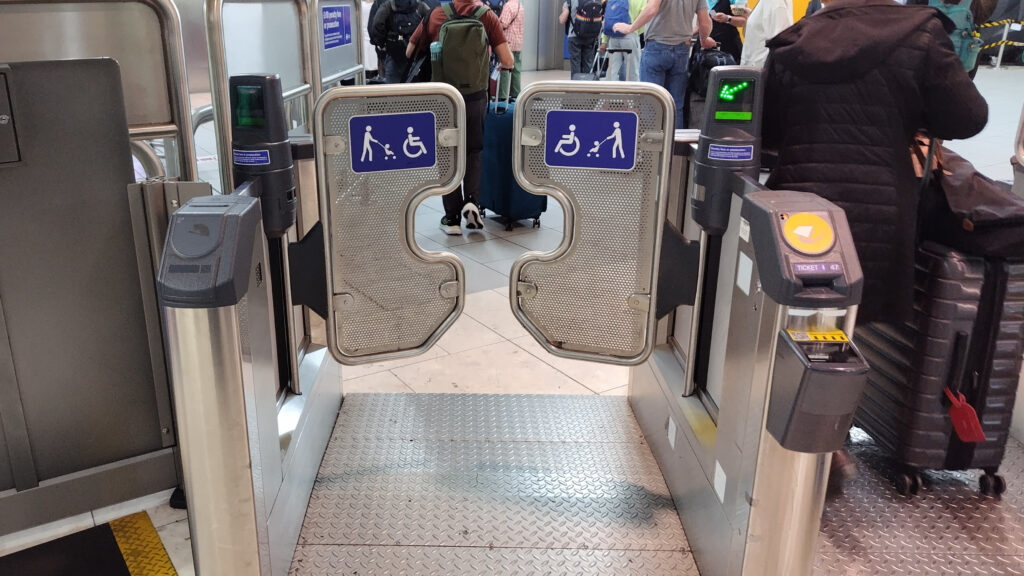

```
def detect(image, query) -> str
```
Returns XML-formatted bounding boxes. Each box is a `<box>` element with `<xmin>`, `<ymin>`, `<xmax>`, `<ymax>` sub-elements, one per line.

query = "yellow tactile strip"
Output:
<box><xmin>108</xmin><ymin>512</ymin><xmax>178</xmax><ymax>576</ymax></box>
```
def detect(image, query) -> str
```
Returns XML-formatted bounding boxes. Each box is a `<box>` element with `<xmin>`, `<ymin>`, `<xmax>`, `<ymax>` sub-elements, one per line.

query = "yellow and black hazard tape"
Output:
<box><xmin>978</xmin><ymin>19</ymin><xmax>1024</xmax><ymax>29</ymax></box>
<box><xmin>109</xmin><ymin>512</ymin><xmax>178</xmax><ymax>576</ymax></box>
<box><xmin>982</xmin><ymin>40</ymin><xmax>1024</xmax><ymax>50</ymax></box>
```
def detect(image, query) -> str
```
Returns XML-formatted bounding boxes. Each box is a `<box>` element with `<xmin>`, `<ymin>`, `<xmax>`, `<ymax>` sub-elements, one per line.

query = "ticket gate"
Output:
<box><xmin>631</xmin><ymin>67</ymin><xmax>869</xmax><ymax>576</ymax></box>
<box><xmin>158</xmin><ymin>72</ymin><xmax>867</xmax><ymax>576</ymax></box>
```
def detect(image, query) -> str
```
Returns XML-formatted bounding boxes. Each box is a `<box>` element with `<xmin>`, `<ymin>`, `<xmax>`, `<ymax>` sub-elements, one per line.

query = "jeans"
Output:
<box><xmin>606</xmin><ymin>34</ymin><xmax>641</xmax><ymax>82</ymax></box>
<box><xmin>383</xmin><ymin>55</ymin><xmax>409</xmax><ymax>84</ymax></box>
<box><xmin>568</xmin><ymin>36</ymin><xmax>599</xmax><ymax>76</ymax></box>
<box><xmin>640</xmin><ymin>40</ymin><xmax>692</xmax><ymax>129</ymax></box>
<box><xmin>443</xmin><ymin>91</ymin><xmax>488</xmax><ymax>219</ymax></box>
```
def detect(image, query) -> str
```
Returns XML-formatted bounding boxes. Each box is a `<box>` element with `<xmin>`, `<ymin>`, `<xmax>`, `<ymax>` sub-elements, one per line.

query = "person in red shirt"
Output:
<box><xmin>407</xmin><ymin>0</ymin><xmax>515</xmax><ymax>235</ymax></box>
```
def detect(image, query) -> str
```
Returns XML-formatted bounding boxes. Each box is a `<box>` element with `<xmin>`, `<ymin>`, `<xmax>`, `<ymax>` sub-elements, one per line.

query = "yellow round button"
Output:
<box><xmin>782</xmin><ymin>212</ymin><xmax>835</xmax><ymax>256</ymax></box>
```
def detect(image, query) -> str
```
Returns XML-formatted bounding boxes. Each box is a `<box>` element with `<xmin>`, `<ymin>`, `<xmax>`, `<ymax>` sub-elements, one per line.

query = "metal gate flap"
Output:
<box><xmin>316</xmin><ymin>84</ymin><xmax>466</xmax><ymax>365</ymax></box>
<box><xmin>511</xmin><ymin>82</ymin><xmax>675</xmax><ymax>365</ymax></box>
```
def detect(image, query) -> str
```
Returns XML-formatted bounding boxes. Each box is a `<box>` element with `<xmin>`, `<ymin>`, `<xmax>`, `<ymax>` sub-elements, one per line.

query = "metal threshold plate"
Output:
<box><xmin>815</xmin><ymin>428</ymin><xmax>1024</xmax><ymax>574</ymax></box>
<box><xmin>290</xmin><ymin>393</ymin><xmax>698</xmax><ymax>575</ymax></box>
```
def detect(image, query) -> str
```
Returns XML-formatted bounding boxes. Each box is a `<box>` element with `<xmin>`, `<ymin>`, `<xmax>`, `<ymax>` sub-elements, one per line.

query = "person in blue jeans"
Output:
<box><xmin>614</xmin><ymin>0</ymin><xmax>715</xmax><ymax>128</ymax></box>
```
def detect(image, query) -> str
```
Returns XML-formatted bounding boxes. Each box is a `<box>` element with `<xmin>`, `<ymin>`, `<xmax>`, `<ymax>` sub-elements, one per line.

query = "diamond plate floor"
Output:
<box><xmin>290</xmin><ymin>393</ymin><xmax>698</xmax><ymax>575</ymax></box>
<box><xmin>815</xmin><ymin>428</ymin><xmax>1024</xmax><ymax>575</ymax></box>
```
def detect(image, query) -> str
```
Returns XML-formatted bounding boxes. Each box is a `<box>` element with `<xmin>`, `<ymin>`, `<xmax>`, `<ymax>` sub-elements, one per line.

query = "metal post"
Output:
<box><xmin>995</xmin><ymin>23</ymin><xmax>1010</xmax><ymax>69</ymax></box>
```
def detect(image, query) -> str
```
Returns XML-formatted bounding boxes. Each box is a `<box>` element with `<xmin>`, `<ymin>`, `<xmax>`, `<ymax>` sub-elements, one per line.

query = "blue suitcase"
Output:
<box><xmin>479</xmin><ymin>93</ymin><xmax>546</xmax><ymax>231</ymax></box>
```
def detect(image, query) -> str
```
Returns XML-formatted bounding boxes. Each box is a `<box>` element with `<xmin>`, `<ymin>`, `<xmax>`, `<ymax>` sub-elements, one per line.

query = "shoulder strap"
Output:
<box><xmin>441</xmin><ymin>2</ymin><xmax>455</xmax><ymax>19</ymax></box>
<box><xmin>471</xmin><ymin>5</ymin><xmax>489</xmax><ymax>19</ymax></box>
<box><xmin>389</xmin><ymin>0</ymin><xmax>397</xmax><ymax>12</ymax></box>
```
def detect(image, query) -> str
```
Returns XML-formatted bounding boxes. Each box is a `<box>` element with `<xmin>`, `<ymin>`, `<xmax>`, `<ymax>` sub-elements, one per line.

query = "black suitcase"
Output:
<box><xmin>853</xmin><ymin>242</ymin><xmax>1024</xmax><ymax>496</ymax></box>
<box><xmin>479</xmin><ymin>83</ymin><xmax>546</xmax><ymax>230</ymax></box>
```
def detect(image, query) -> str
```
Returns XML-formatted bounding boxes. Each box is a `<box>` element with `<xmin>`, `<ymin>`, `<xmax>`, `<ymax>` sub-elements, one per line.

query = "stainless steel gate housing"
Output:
<box><xmin>316</xmin><ymin>84</ymin><xmax>467</xmax><ymax>364</ymax></box>
<box><xmin>511</xmin><ymin>82</ymin><xmax>675</xmax><ymax>365</ymax></box>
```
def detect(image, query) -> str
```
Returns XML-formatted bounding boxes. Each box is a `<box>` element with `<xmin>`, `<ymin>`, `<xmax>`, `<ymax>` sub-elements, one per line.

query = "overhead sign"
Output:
<box><xmin>544</xmin><ymin>110</ymin><xmax>638</xmax><ymax>171</ymax></box>
<box><xmin>322</xmin><ymin>5</ymin><xmax>352</xmax><ymax>50</ymax></box>
<box><xmin>349</xmin><ymin>111</ymin><xmax>436</xmax><ymax>173</ymax></box>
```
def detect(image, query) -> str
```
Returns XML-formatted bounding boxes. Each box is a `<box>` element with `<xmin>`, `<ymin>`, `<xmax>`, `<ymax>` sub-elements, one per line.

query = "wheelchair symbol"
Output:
<box><xmin>403</xmin><ymin>126</ymin><xmax>428</xmax><ymax>159</ymax></box>
<box><xmin>554</xmin><ymin>124</ymin><xmax>581</xmax><ymax>157</ymax></box>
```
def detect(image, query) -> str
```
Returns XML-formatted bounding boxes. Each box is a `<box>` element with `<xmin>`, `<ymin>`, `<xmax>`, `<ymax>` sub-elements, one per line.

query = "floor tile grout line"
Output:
<box><xmin>505</xmin><ymin>337</ymin><xmax>603</xmax><ymax>395</ymax></box>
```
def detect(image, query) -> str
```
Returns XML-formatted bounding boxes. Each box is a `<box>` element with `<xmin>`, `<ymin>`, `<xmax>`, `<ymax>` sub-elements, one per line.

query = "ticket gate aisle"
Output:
<box><xmin>157</xmin><ymin>72</ymin><xmax>868</xmax><ymax>575</ymax></box>
<box><xmin>635</xmin><ymin>67</ymin><xmax>1024</xmax><ymax>576</ymax></box>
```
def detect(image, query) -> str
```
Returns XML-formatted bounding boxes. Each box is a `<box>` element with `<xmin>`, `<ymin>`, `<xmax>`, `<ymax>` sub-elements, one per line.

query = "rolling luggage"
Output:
<box><xmin>479</xmin><ymin>72</ymin><xmax>546</xmax><ymax>230</ymax></box>
<box><xmin>853</xmin><ymin>242</ymin><xmax>1024</xmax><ymax>496</ymax></box>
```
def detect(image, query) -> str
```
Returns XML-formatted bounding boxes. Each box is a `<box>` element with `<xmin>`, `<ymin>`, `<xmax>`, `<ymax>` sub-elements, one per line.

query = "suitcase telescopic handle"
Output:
<box><xmin>946</xmin><ymin>330</ymin><xmax>971</xmax><ymax>398</ymax></box>
<box><xmin>491</xmin><ymin>65</ymin><xmax>512</xmax><ymax>115</ymax></box>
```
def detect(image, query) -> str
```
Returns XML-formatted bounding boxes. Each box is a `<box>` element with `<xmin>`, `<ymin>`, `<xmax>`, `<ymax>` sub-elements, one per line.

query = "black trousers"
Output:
<box><xmin>443</xmin><ymin>90</ymin><xmax>488</xmax><ymax>219</ymax></box>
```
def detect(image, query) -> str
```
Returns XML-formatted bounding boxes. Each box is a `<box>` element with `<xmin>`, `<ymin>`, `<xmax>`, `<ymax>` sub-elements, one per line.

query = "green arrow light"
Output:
<box><xmin>718</xmin><ymin>81</ymin><xmax>750</xmax><ymax>102</ymax></box>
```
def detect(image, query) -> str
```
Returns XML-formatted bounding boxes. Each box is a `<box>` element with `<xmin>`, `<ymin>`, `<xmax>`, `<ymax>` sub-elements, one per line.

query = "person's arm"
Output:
<box><xmin>370</xmin><ymin>2</ymin><xmax>390</xmax><ymax>47</ymax></box>
<box><xmin>559</xmin><ymin>2</ymin><xmax>570</xmax><ymax>24</ymax></box>
<box><xmin>614</xmin><ymin>0</ymin><xmax>659</xmax><ymax>34</ymax></box>
<box><xmin>405</xmin><ymin>19</ymin><xmax>426</xmax><ymax>58</ymax></box>
<box><xmin>495</xmin><ymin>42</ymin><xmax>515</xmax><ymax>69</ymax></box>
<box><xmin>697</xmin><ymin>9</ymin><xmax>715</xmax><ymax>48</ymax></box>
<box><xmin>920</xmin><ymin>20</ymin><xmax>987</xmax><ymax>139</ymax></box>
<box><xmin>711</xmin><ymin>11</ymin><xmax>746</xmax><ymax>26</ymax></box>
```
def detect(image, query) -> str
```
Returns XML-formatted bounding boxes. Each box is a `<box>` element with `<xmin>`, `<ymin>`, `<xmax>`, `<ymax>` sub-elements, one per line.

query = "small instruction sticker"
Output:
<box><xmin>232</xmin><ymin>149</ymin><xmax>271</xmax><ymax>166</ymax></box>
<box><xmin>739</xmin><ymin>217</ymin><xmax>750</xmax><ymax>243</ymax></box>
<box><xmin>1011</xmin><ymin>22</ymin><xmax>1022</xmax><ymax>31</ymax></box>
<box><xmin>668</xmin><ymin>417</ymin><xmax>677</xmax><ymax>450</ymax></box>
<box><xmin>736</xmin><ymin>252</ymin><xmax>753</xmax><ymax>296</ymax></box>
<box><xmin>787</xmin><ymin>329</ymin><xmax>849</xmax><ymax>343</ymax></box>
<box><xmin>713</xmin><ymin>461</ymin><xmax>727</xmax><ymax>503</ymax></box>
<box><xmin>708</xmin><ymin>144</ymin><xmax>754</xmax><ymax>162</ymax></box>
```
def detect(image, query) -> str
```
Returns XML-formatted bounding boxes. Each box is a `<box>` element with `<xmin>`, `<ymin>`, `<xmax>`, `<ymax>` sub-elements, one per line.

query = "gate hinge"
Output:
<box><xmin>639</xmin><ymin>131</ymin><xmax>665</xmax><ymax>151</ymax></box>
<box><xmin>438</xmin><ymin>128</ymin><xmax>460</xmax><ymax>147</ymax></box>
<box><xmin>439</xmin><ymin>281</ymin><xmax>460</xmax><ymax>299</ymax></box>
<box><xmin>628</xmin><ymin>293</ymin><xmax>650</xmax><ymax>312</ymax></box>
<box><xmin>323</xmin><ymin>135</ymin><xmax>346</xmax><ymax>156</ymax></box>
<box><xmin>521</xmin><ymin>127</ymin><xmax>543</xmax><ymax>147</ymax></box>
<box><xmin>517</xmin><ymin>281</ymin><xmax>538</xmax><ymax>299</ymax></box>
<box><xmin>333</xmin><ymin>293</ymin><xmax>355</xmax><ymax>310</ymax></box>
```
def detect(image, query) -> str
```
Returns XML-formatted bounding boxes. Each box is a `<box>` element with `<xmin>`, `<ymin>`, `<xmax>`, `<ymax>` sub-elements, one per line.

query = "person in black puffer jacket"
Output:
<box><xmin>763</xmin><ymin>0</ymin><xmax>987</xmax><ymax>326</ymax></box>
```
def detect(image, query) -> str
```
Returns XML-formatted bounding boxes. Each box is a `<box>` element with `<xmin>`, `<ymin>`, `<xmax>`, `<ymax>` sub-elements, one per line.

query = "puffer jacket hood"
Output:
<box><xmin>766</xmin><ymin>0</ymin><xmax>954</xmax><ymax>82</ymax></box>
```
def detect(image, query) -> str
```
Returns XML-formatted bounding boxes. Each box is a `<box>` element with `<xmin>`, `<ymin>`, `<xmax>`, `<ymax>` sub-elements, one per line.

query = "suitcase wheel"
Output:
<box><xmin>532</xmin><ymin>218</ymin><xmax>541</xmax><ymax>229</ymax></box>
<box><xmin>895</xmin><ymin>471</ymin><xmax>922</xmax><ymax>496</ymax></box>
<box><xmin>979</xmin><ymin>472</ymin><xmax>1007</xmax><ymax>496</ymax></box>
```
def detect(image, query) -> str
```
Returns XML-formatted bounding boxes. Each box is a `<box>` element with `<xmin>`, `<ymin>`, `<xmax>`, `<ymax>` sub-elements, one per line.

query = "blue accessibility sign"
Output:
<box><xmin>322</xmin><ymin>5</ymin><xmax>352</xmax><ymax>50</ymax></box>
<box><xmin>349</xmin><ymin>112</ymin><xmax>436</xmax><ymax>174</ymax></box>
<box><xmin>545</xmin><ymin>110</ymin><xmax>638</xmax><ymax>171</ymax></box>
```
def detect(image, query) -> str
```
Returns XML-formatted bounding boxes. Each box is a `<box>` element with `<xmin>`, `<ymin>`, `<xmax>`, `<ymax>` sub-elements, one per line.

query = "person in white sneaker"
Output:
<box><xmin>407</xmin><ymin>0</ymin><xmax>513</xmax><ymax>235</ymax></box>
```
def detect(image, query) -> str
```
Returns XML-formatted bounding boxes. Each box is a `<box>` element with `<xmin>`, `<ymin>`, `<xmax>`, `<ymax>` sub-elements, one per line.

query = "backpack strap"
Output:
<box><xmin>441</xmin><ymin>2</ymin><xmax>455</xmax><ymax>19</ymax></box>
<box><xmin>471</xmin><ymin>5</ymin><xmax>489</xmax><ymax>19</ymax></box>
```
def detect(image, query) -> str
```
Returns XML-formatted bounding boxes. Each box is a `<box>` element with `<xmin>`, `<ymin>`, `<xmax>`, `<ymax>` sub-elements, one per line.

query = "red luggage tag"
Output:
<box><xmin>944</xmin><ymin>387</ymin><xmax>987</xmax><ymax>443</ymax></box>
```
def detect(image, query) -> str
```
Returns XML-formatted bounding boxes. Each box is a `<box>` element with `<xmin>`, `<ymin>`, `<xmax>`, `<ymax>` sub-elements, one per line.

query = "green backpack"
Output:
<box><xmin>929</xmin><ymin>0</ymin><xmax>983</xmax><ymax>71</ymax></box>
<box><xmin>433</xmin><ymin>4</ymin><xmax>491</xmax><ymax>94</ymax></box>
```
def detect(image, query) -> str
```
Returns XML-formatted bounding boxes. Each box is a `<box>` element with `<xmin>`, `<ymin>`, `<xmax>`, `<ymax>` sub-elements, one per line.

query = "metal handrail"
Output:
<box><xmin>191</xmin><ymin>105</ymin><xmax>215</xmax><ymax>136</ymax></box>
<box><xmin>308</xmin><ymin>0</ymin><xmax>365</xmax><ymax>95</ymax></box>
<box><xmin>205</xmin><ymin>0</ymin><xmax>315</xmax><ymax>193</ymax></box>
<box><xmin>131</xmin><ymin>140</ymin><xmax>168</xmax><ymax>179</ymax></box>
<box><xmin>0</xmin><ymin>0</ymin><xmax>197</xmax><ymax>181</ymax></box>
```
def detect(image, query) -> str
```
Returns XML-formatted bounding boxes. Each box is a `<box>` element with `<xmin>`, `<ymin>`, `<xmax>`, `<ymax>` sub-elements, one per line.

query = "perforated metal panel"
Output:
<box><xmin>511</xmin><ymin>82</ymin><xmax>675</xmax><ymax>365</ymax></box>
<box><xmin>316</xmin><ymin>84</ymin><xmax>466</xmax><ymax>364</ymax></box>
